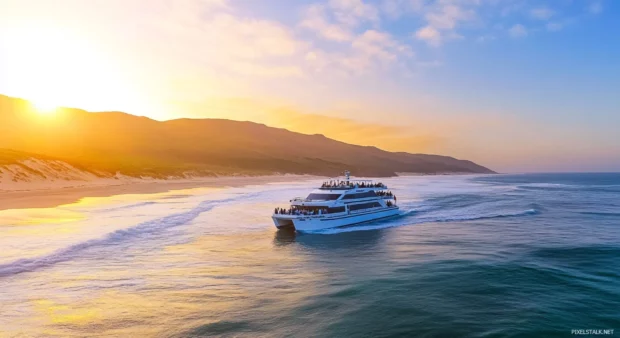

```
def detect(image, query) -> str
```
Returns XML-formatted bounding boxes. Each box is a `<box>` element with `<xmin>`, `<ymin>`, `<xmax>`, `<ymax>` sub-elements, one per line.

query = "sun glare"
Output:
<box><xmin>3</xmin><ymin>22</ymin><xmax>148</xmax><ymax>116</ymax></box>
<box><xmin>31</xmin><ymin>98</ymin><xmax>60</xmax><ymax>115</ymax></box>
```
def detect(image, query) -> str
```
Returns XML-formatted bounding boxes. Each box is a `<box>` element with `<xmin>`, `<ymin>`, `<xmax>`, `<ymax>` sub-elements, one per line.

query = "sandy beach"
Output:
<box><xmin>0</xmin><ymin>175</ymin><xmax>320</xmax><ymax>211</ymax></box>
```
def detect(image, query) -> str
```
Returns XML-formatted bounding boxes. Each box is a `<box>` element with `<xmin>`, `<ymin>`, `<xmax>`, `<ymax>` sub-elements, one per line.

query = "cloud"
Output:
<box><xmin>425</xmin><ymin>4</ymin><xmax>475</xmax><ymax>30</ymax></box>
<box><xmin>546</xmin><ymin>22</ymin><xmax>563</xmax><ymax>32</ymax></box>
<box><xmin>530</xmin><ymin>7</ymin><xmax>554</xmax><ymax>20</ymax></box>
<box><xmin>300</xmin><ymin>0</ymin><xmax>379</xmax><ymax>41</ymax></box>
<box><xmin>299</xmin><ymin>0</ymin><xmax>596</xmax><ymax>49</ymax></box>
<box><xmin>380</xmin><ymin>0</ymin><xmax>406</xmax><ymax>18</ymax></box>
<box><xmin>353</xmin><ymin>30</ymin><xmax>413</xmax><ymax>60</ymax></box>
<box><xmin>476</xmin><ymin>34</ymin><xmax>496</xmax><ymax>43</ymax></box>
<box><xmin>121</xmin><ymin>2</ymin><xmax>308</xmax><ymax>82</ymax></box>
<box><xmin>415</xmin><ymin>26</ymin><xmax>442</xmax><ymax>47</ymax></box>
<box><xmin>587</xmin><ymin>2</ymin><xmax>603</xmax><ymax>14</ymax></box>
<box><xmin>160</xmin><ymin>12</ymin><xmax>309</xmax><ymax>81</ymax></box>
<box><xmin>416</xmin><ymin>60</ymin><xmax>442</xmax><ymax>68</ymax></box>
<box><xmin>413</xmin><ymin>1</ymin><xmax>477</xmax><ymax>46</ymax></box>
<box><xmin>303</xmin><ymin>29</ymin><xmax>414</xmax><ymax>76</ymax></box>
<box><xmin>328</xmin><ymin>0</ymin><xmax>379</xmax><ymax>26</ymax></box>
<box><xmin>509</xmin><ymin>24</ymin><xmax>527</xmax><ymax>38</ymax></box>
<box><xmin>228</xmin><ymin>62</ymin><xmax>304</xmax><ymax>78</ymax></box>
<box><xmin>298</xmin><ymin>1</ymin><xmax>415</xmax><ymax>76</ymax></box>
<box><xmin>208</xmin><ymin>14</ymin><xmax>300</xmax><ymax>58</ymax></box>
<box><xmin>300</xmin><ymin>4</ymin><xmax>354</xmax><ymax>41</ymax></box>
<box><xmin>404</xmin><ymin>1</ymin><xmax>600</xmax><ymax>46</ymax></box>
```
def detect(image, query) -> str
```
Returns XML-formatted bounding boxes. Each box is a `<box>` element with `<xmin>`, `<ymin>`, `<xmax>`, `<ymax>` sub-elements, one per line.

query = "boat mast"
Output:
<box><xmin>344</xmin><ymin>170</ymin><xmax>350</xmax><ymax>185</ymax></box>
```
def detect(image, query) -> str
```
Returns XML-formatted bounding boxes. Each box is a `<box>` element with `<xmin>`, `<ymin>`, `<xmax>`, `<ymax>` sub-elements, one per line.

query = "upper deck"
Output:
<box><xmin>319</xmin><ymin>179</ymin><xmax>387</xmax><ymax>191</ymax></box>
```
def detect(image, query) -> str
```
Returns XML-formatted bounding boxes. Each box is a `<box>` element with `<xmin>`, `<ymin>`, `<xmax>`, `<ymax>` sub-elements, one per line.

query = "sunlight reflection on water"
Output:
<box><xmin>1</xmin><ymin>175</ymin><xmax>619</xmax><ymax>337</ymax></box>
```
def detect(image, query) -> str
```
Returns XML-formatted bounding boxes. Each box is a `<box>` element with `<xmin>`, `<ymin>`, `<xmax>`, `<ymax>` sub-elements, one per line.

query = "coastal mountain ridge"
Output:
<box><xmin>0</xmin><ymin>94</ymin><xmax>495</xmax><ymax>178</ymax></box>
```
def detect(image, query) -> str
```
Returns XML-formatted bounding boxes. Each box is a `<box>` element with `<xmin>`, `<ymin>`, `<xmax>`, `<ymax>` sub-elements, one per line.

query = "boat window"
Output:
<box><xmin>306</xmin><ymin>193</ymin><xmax>341</xmax><ymax>201</ymax></box>
<box><xmin>342</xmin><ymin>191</ymin><xmax>377</xmax><ymax>199</ymax></box>
<box><xmin>296</xmin><ymin>206</ymin><xmax>327</xmax><ymax>212</ymax></box>
<box><xmin>327</xmin><ymin>206</ymin><xmax>346</xmax><ymax>213</ymax></box>
<box><xmin>349</xmin><ymin>202</ymin><xmax>382</xmax><ymax>211</ymax></box>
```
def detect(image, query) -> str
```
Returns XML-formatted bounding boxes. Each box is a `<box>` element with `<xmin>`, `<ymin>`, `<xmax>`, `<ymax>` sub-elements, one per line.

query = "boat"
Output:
<box><xmin>272</xmin><ymin>171</ymin><xmax>400</xmax><ymax>231</ymax></box>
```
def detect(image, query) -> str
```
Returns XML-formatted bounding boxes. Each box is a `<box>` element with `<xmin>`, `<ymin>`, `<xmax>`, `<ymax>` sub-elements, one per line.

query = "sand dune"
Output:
<box><xmin>0</xmin><ymin>156</ymin><xmax>131</xmax><ymax>191</ymax></box>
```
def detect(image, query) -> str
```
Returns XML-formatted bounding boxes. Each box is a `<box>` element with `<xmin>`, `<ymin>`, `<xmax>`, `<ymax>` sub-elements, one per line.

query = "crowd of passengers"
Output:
<box><xmin>375</xmin><ymin>190</ymin><xmax>394</xmax><ymax>197</ymax></box>
<box><xmin>321</xmin><ymin>180</ymin><xmax>385</xmax><ymax>188</ymax></box>
<box><xmin>274</xmin><ymin>207</ymin><xmax>331</xmax><ymax>216</ymax></box>
<box><xmin>373</xmin><ymin>190</ymin><xmax>397</xmax><ymax>202</ymax></box>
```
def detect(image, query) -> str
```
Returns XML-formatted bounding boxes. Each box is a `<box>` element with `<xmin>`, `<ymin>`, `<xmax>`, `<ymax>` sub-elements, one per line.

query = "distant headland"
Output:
<box><xmin>0</xmin><ymin>94</ymin><xmax>494</xmax><ymax>187</ymax></box>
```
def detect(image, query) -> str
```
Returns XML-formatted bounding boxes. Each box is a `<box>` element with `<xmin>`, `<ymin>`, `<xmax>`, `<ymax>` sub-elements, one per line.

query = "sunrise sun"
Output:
<box><xmin>31</xmin><ymin>97</ymin><xmax>60</xmax><ymax>115</ymax></box>
<box><xmin>3</xmin><ymin>22</ymin><xmax>143</xmax><ymax>117</ymax></box>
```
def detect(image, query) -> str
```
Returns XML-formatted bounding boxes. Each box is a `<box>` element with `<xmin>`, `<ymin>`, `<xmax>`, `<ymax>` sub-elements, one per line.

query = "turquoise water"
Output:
<box><xmin>1</xmin><ymin>174</ymin><xmax>619</xmax><ymax>337</ymax></box>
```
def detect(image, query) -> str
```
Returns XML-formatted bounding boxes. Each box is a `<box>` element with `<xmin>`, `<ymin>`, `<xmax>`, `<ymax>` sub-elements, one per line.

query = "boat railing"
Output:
<box><xmin>318</xmin><ymin>186</ymin><xmax>353</xmax><ymax>190</ymax></box>
<box><xmin>319</xmin><ymin>184</ymin><xmax>388</xmax><ymax>190</ymax></box>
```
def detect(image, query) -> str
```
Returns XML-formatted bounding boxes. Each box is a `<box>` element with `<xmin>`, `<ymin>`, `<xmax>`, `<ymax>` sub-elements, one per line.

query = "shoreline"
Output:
<box><xmin>0</xmin><ymin>172</ymin><xmax>495</xmax><ymax>211</ymax></box>
<box><xmin>0</xmin><ymin>175</ymin><xmax>321</xmax><ymax>211</ymax></box>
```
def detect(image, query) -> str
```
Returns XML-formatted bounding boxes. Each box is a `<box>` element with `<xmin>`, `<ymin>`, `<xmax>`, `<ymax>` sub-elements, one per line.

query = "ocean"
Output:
<box><xmin>1</xmin><ymin>173</ymin><xmax>619</xmax><ymax>337</ymax></box>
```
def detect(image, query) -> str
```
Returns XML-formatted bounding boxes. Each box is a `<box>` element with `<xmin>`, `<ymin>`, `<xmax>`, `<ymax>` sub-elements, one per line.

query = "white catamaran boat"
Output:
<box><xmin>272</xmin><ymin>171</ymin><xmax>400</xmax><ymax>231</ymax></box>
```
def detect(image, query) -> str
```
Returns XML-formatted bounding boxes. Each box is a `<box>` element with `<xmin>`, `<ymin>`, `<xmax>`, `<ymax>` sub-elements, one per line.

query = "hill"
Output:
<box><xmin>0</xmin><ymin>94</ymin><xmax>494</xmax><ymax>178</ymax></box>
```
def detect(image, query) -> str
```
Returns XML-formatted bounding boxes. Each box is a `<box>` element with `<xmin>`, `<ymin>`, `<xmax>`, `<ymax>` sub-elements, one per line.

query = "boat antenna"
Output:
<box><xmin>344</xmin><ymin>170</ymin><xmax>350</xmax><ymax>185</ymax></box>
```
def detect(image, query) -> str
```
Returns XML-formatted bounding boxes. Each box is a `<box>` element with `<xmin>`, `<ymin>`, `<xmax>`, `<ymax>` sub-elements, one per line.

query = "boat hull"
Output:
<box><xmin>272</xmin><ymin>207</ymin><xmax>400</xmax><ymax>232</ymax></box>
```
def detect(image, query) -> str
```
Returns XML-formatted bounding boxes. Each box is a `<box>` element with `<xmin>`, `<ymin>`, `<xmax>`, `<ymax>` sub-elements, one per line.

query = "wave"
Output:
<box><xmin>0</xmin><ymin>193</ymin><xmax>259</xmax><ymax>278</ymax></box>
<box><xmin>516</xmin><ymin>183</ymin><xmax>620</xmax><ymax>193</ymax></box>
<box><xmin>423</xmin><ymin>208</ymin><xmax>539</xmax><ymax>223</ymax></box>
<box><xmin>520</xmin><ymin>183</ymin><xmax>569</xmax><ymax>188</ymax></box>
<box><xmin>88</xmin><ymin>201</ymin><xmax>158</xmax><ymax>213</ymax></box>
<box><xmin>578</xmin><ymin>211</ymin><xmax>620</xmax><ymax>217</ymax></box>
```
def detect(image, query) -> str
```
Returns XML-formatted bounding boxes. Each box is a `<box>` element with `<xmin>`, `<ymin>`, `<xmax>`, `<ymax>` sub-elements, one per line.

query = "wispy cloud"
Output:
<box><xmin>298</xmin><ymin>0</ymin><xmax>415</xmax><ymax>76</ymax></box>
<box><xmin>380</xmin><ymin>0</ymin><xmax>406</xmax><ymax>19</ymax></box>
<box><xmin>413</xmin><ymin>1</ymin><xmax>477</xmax><ymax>46</ymax></box>
<box><xmin>329</xmin><ymin>0</ymin><xmax>380</xmax><ymax>26</ymax></box>
<box><xmin>302</xmin><ymin>29</ymin><xmax>414</xmax><ymax>76</ymax></box>
<box><xmin>353</xmin><ymin>30</ymin><xmax>413</xmax><ymax>61</ymax></box>
<box><xmin>587</xmin><ymin>1</ymin><xmax>603</xmax><ymax>14</ymax></box>
<box><xmin>300</xmin><ymin>0</ymin><xmax>380</xmax><ymax>42</ymax></box>
<box><xmin>546</xmin><ymin>22</ymin><xmax>563</xmax><ymax>32</ymax></box>
<box><xmin>530</xmin><ymin>7</ymin><xmax>554</xmax><ymax>20</ymax></box>
<box><xmin>476</xmin><ymin>34</ymin><xmax>496</xmax><ymax>43</ymax></box>
<box><xmin>426</xmin><ymin>3</ymin><xmax>475</xmax><ymax>30</ymax></box>
<box><xmin>509</xmin><ymin>24</ymin><xmax>528</xmax><ymax>38</ymax></box>
<box><xmin>415</xmin><ymin>26</ymin><xmax>442</xmax><ymax>46</ymax></box>
<box><xmin>300</xmin><ymin>4</ymin><xmax>355</xmax><ymax>41</ymax></box>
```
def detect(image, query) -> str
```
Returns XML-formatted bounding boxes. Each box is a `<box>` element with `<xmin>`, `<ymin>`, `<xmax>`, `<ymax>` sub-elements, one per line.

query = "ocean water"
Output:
<box><xmin>0</xmin><ymin>173</ymin><xmax>619</xmax><ymax>337</ymax></box>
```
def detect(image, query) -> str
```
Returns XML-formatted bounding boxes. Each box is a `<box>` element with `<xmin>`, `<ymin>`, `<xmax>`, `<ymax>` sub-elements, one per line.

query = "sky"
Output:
<box><xmin>0</xmin><ymin>0</ymin><xmax>618</xmax><ymax>173</ymax></box>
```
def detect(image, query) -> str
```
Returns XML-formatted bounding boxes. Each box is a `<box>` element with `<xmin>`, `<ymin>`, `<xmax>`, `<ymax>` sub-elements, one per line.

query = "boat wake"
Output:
<box><xmin>0</xmin><ymin>193</ymin><xmax>259</xmax><ymax>278</ymax></box>
<box><xmin>306</xmin><ymin>205</ymin><xmax>540</xmax><ymax>235</ymax></box>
